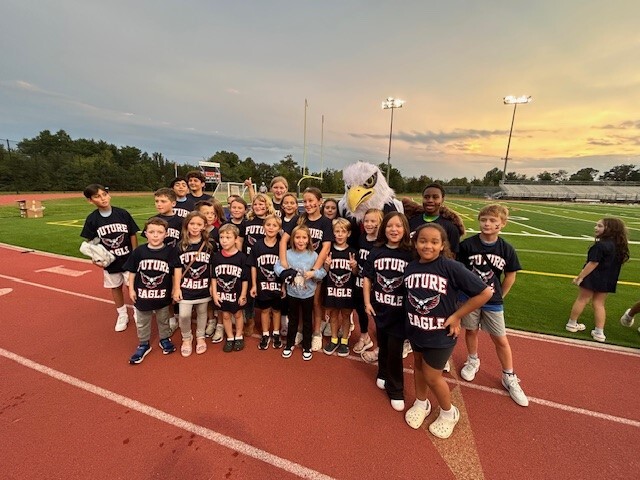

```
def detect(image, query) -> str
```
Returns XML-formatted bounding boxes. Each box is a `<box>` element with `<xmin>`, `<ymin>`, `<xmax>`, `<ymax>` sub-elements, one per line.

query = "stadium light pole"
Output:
<box><xmin>382</xmin><ymin>97</ymin><xmax>404</xmax><ymax>184</ymax></box>
<box><xmin>502</xmin><ymin>95</ymin><xmax>532</xmax><ymax>182</ymax></box>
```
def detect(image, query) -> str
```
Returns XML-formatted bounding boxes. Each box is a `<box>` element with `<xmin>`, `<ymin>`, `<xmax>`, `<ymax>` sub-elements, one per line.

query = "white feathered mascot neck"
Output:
<box><xmin>338</xmin><ymin>162</ymin><xmax>403</xmax><ymax>223</ymax></box>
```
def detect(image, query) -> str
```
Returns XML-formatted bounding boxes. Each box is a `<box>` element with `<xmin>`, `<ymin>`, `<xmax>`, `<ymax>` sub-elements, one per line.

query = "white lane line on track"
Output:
<box><xmin>3</xmin><ymin>267</ymin><xmax>640</xmax><ymax>431</ymax></box>
<box><xmin>0</xmin><ymin>348</ymin><xmax>335</xmax><ymax>480</ymax></box>
<box><xmin>347</xmin><ymin>355</ymin><xmax>640</xmax><ymax>428</ymax></box>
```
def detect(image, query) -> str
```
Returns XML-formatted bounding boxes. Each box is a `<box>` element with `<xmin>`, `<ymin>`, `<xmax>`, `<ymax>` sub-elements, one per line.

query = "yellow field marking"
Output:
<box><xmin>521</xmin><ymin>269</ymin><xmax>640</xmax><ymax>287</ymax></box>
<box><xmin>46</xmin><ymin>220</ymin><xmax>83</xmax><ymax>228</ymax></box>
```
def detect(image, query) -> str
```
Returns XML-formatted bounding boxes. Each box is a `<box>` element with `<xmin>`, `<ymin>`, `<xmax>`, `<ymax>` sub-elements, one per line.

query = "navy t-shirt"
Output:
<box><xmin>243</xmin><ymin>217</ymin><xmax>266</xmax><ymax>256</ymax></box>
<box><xmin>324</xmin><ymin>245</ymin><xmax>357</xmax><ymax>309</ymax></box>
<box><xmin>404</xmin><ymin>256</ymin><xmax>487</xmax><ymax>349</ymax></box>
<box><xmin>80</xmin><ymin>207</ymin><xmax>140</xmax><ymax>274</ymax></box>
<box><xmin>355</xmin><ymin>235</ymin><xmax>376</xmax><ymax>291</ymax></box>
<box><xmin>124</xmin><ymin>244</ymin><xmax>180</xmax><ymax>311</ymax></box>
<box><xmin>211</xmin><ymin>251</ymin><xmax>249</xmax><ymax>313</ymax></box>
<box><xmin>458</xmin><ymin>235</ymin><xmax>521</xmax><ymax>305</ymax></box>
<box><xmin>248</xmin><ymin>239</ymin><xmax>282</xmax><ymax>301</ymax></box>
<box><xmin>174</xmin><ymin>197</ymin><xmax>195</xmax><ymax>219</ymax></box>
<box><xmin>362</xmin><ymin>245</ymin><xmax>414</xmax><ymax>338</ymax></box>
<box><xmin>581</xmin><ymin>239</ymin><xmax>622</xmax><ymax>293</ymax></box>
<box><xmin>178</xmin><ymin>240</ymin><xmax>213</xmax><ymax>301</ymax></box>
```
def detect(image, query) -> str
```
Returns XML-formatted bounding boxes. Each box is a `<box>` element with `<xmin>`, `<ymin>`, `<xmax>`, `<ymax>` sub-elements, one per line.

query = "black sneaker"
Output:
<box><xmin>282</xmin><ymin>346</ymin><xmax>294</xmax><ymax>358</ymax></box>
<box><xmin>337</xmin><ymin>343</ymin><xmax>350</xmax><ymax>357</ymax></box>
<box><xmin>323</xmin><ymin>341</ymin><xmax>339</xmax><ymax>355</ymax></box>
<box><xmin>272</xmin><ymin>333</ymin><xmax>282</xmax><ymax>349</ymax></box>
<box><xmin>129</xmin><ymin>343</ymin><xmax>151</xmax><ymax>364</ymax></box>
<box><xmin>223</xmin><ymin>339</ymin><xmax>234</xmax><ymax>353</ymax></box>
<box><xmin>258</xmin><ymin>335</ymin><xmax>270</xmax><ymax>350</ymax></box>
<box><xmin>234</xmin><ymin>338</ymin><xmax>245</xmax><ymax>351</ymax></box>
<box><xmin>302</xmin><ymin>349</ymin><xmax>313</xmax><ymax>361</ymax></box>
<box><xmin>159</xmin><ymin>338</ymin><xmax>176</xmax><ymax>355</ymax></box>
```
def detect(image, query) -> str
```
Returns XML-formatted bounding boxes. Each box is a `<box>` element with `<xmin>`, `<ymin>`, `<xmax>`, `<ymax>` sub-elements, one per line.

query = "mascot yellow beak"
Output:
<box><xmin>347</xmin><ymin>186</ymin><xmax>374</xmax><ymax>212</ymax></box>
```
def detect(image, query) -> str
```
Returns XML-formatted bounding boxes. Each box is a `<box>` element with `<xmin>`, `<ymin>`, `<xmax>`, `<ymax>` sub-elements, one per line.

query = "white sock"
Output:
<box><xmin>235</xmin><ymin>335</ymin><xmax>244</xmax><ymax>340</ymax></box>
<box><xmin>262</xmin><ymin>331</ymin><xmax>269</xmax><ymax>336</ymax></box>
<box><xmin>273</xmin><ymin>330</ymin><xmax>280</xmax><ymax>335</ymax></box>
<box><xmin>567</xmin><ymin>319</ymin><xmax>577</xmax><ymax>325</ymax></box>
<box><xmin>116</xmin><ymin>305</ymin><xmax>127</xmax><ymax>315</ymax></box>
<box><xmin>468</xmin><ymin>353</ymin><xmax>479</xmax><ymax>360</ymax></box>
<box><xmin>440</xmin><ymin>406</ymin><xmax>456</xmax><ymax>419</ymax></box>
<box><xmin>414</xmin><ymin>398</ymin><xmax>429</xmax><ymax>410</ymax></box>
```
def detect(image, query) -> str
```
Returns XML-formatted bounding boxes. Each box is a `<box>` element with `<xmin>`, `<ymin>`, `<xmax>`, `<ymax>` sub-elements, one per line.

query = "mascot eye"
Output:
<box><xmin>362</xmin><ymin>172</ymin><xmax>378</xmax><ymax>189</ymax></box>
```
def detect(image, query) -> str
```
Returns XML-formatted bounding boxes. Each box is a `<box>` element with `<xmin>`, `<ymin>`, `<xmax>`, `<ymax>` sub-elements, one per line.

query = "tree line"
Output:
<box><xmin>0</xmin><ymin>130</ymin><xmax>638</xmax><ymax>193</ymax></box>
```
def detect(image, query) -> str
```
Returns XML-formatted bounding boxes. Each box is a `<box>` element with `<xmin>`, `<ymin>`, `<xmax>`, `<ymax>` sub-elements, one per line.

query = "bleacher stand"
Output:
<box><xmin>497</xmin><ymin>182</ymin><xmax>640</xmax><ymax>203</ymax></box>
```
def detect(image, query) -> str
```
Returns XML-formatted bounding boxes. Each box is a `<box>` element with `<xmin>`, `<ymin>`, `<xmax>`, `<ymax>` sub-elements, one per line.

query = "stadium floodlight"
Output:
<box><xmin>382</xmin><ymin>97</ymin><xmax>405</xmax><ymax>183</ymax></box>
<box><xmin>502</xmin><ymin>95</ymin><xmax>532</xmax><ymax>182</ymax></box>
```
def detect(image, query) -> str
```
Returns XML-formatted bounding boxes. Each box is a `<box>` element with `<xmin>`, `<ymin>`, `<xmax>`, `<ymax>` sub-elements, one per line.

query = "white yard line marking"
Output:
<box><xmin>0</xmin><ymin>348</ymin><xmax>334</xmax><ymax>480</ymax></box>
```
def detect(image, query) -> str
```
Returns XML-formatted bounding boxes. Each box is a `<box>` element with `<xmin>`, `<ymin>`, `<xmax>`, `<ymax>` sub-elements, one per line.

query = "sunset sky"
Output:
<box><xmin>1</xmin><ymin>0</ymin><xmax>639</xmax><ymax>181</ymax></box>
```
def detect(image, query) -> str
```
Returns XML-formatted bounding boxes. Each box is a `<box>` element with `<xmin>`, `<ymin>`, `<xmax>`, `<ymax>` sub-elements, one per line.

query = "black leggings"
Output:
<box><xmin>286</xmin><ymin>296</ymin><xmax>313</xmax><ymax>350</ymax></box>
<box><xmin>376</xmin><ymin>327</ymin><xmax>404</xmax><ymax>400</ymax></box>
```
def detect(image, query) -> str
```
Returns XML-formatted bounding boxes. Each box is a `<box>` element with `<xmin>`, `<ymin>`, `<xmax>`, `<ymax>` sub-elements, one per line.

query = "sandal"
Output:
<box><xmin>195</xmin><ymin>340</ymin><xmax>207</xmax><ymax>355</ymax></box>
<box><xmin>361</xmin><ymin>348</ymin><xmax>379</xmax><ymax>364</ymax></box>
<box><xmin>181</xmin><ymin>340</ymin><xmax>192</xmax><ymax>357</ymax></box>
<box><xmin>353</xmin><ymin>335</ymin><xmax>374</xmax><ymax>354</ymax></box>
<box><xmin>405</xmin><ymin>401</ymin><xmax>431</xmax><ymax>429</ymax></box>
<box><xmin>428</xmin><ymin>406</ymin><xmax>460</xmax><ymax>439</ymax></box>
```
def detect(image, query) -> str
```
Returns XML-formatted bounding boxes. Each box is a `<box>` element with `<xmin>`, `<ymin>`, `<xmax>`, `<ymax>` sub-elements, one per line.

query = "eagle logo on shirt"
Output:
<box><xmin>259</xmin><ymin>265</ymin><xmax>277</xmax><ymax>281</ymax></box>
<box><xmin>408</xmin><ymin>292</ymin><xmax>441</xmax><ymax>315</ymax></box>
<box><xmin>329</xmin><ymin>270</ymin><xmax>352</xmax><ymax>288</ymax></box>
<box><xmin>217</xmin><ymin>277</ymin><xmax>238</xmax><ymax>292</ymax></box>
<box><xmin>376</xmin><ymin>272</ymin><xmax>403</xmax><ymax>293</ymax></box>
<box><xmin>472</xmin><ymin>266</ymin><xmax>495</xmax><ymax>285</ymax></box>
<box><xmin>102</xmin><ymin>233</ymin><xmax>125</xmax><ymax>249</ymax></box>
<box><xmin>312</xmin><ymin>240</ymin><xmax>321</xmax><ymax>251</ymax></box>
<box><xmin>189</xmin><ymin>264</ymin><xmax>208</xmax><ymax>280</ymax></box>
<box><xmin>140</xmin><ymin>271</ymin><xmax>167</xmax><ymax>289</ymax></box>
<box><xmin>247</xmin><ymin>235</ymin><xmax>257</xmax><ymax>246</ymax></box>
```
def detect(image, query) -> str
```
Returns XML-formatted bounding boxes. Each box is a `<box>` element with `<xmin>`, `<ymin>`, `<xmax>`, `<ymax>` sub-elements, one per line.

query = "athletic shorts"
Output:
<box><xmin>461</xmin><ymin>308</ymin><xmax>506</xmax><ymax>337</ymax></box>
<box><xmin>254</xmin><ymin>297</ymin><xmax>282</xmax><ymax>311</ymax></box>
<box><xmin>103</xmin><ymin>271</ymin><xmax>129</xmax><ymax>289</ymax></box>
<box><xmin>412</xmin><ymin>344</ymin><xmax>455</xmax><ymax>370</ymax></box>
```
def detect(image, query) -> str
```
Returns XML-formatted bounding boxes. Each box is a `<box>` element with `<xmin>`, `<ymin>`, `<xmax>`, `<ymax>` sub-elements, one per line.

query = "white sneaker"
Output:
<box><xmin>311</xmin><ymin>334</ymin><xmax>323</xmax><ymax>352</ymax></box>
<box><xmin>115</xmin><ymin>313</ymin><xmax>129</xmax><ymax>332</ymax></box>
<box><xmin>460</xmin><ymin>357</ymin><xmax>480</xmax><ymax>382</ymax></box>
<box><xmin>295</xmin><ymin>332</ymin><xmax>303</xmax><ymax>346</ymax></box>
<box><xmin>590</xmin><ymin>329</ymin><xmax>606</xmax><ymax>342</ymax></box>
<box><xmin>443</xmin><ymin>360</ymin><xmax>451</xmax><ymax>373</ymax></box>
<box><xmin>375</xmin><ymin>378</ymin><xmax>386</xmax><ymax>390</ymax></box>
<box><xmin>390</xmin><ymin>399</ymin><xmax>405</xmax><ymax>412</ymax></box>
<box><xmin>402</xmin><ymin>340</ymin><xmax>413</xmax><ymax>359</ymax></box>
<box><xmin>211</xmin><ymin>324</ymin><xmax>224</xmax><ymax>343</ymax></box>
<box><xmin>205</xmin><ymin>319</ymin><xmax>216</xmax><ymax>337</ymax></box>
<box><xmin>502</xmin><ymin>373</ymin><xmax>529</xmax><ymax>407</ymax></box>
<box><xmin>620</xmin><ymin>309</ymin><xmax>635</xmax><ymax>327</ymax></box>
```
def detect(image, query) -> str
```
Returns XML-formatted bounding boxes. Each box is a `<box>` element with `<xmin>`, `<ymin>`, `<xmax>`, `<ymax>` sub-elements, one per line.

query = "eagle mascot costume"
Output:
<box><xmin>338</xmin><ymin>162</ymin><xmax>403</xmax><ymax>246</ymax></box>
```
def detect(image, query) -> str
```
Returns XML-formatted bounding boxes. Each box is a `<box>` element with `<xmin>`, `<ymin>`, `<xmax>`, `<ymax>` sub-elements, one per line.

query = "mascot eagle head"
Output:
<box><xmin>338</xmin><ymin>162</ymin><xmax>403</xmax><ymax>223</ymax></box>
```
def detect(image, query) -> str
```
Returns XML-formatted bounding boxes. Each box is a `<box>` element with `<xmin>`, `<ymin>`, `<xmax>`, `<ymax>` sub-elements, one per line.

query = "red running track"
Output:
<box><xmin>1</xmin><ymin>243</ymin><xmax>639</xmax><ymax>479</ymax></box>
